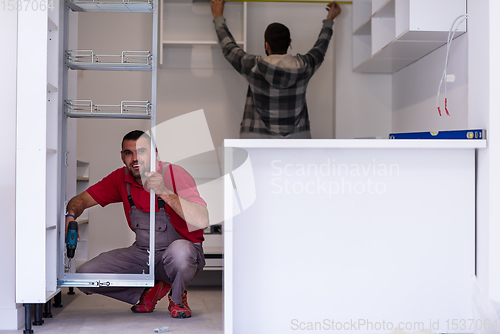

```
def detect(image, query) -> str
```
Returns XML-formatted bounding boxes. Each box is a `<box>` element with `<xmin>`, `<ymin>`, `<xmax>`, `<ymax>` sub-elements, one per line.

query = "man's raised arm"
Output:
<box><xmin>302</xmin><ymin>2</ymin><xmax>341</xmax><ymax>74</ymax></box>
<box><xmin>211</xmin><ymin>0</ymin><xmax>258</xmax><ymax>76</ymax></box>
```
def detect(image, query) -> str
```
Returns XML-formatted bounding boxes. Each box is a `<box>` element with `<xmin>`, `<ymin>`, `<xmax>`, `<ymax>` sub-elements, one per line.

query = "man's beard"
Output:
<box><xmin>127</xmin><ymin>164</ymin><xmax>148</xmax><ymax>180</ymax></box>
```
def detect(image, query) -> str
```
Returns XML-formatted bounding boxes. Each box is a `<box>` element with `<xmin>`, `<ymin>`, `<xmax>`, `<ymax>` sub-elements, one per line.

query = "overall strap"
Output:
<box><xmin>157</xmin><ymin>164</ymin><xmax>171</xmax><ymax>209</ymax></box>
<box><xmin>125</xmin><ymin>168</ymin><xmax>136</xmax><ymax>208</ymax></box>
<box><xmin>125</xmin><ymin>165</ymin><xmax>172</xmax><ymax>210</ymax></box>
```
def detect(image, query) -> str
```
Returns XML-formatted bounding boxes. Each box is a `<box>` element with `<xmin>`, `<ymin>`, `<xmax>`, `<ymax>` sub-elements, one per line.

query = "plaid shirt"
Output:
<box><xmin>214</xmin><ymin>16</ymin><xmax>334</xmax><ymax>138</ymax></box>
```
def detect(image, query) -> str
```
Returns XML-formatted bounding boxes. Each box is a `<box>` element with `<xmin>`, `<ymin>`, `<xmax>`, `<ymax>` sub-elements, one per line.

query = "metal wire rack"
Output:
<box><xmin>65</xmin><ymin>100</ymin><xmax>152</xmax><ymax>119</ymax></box>
<box><xmin>66</xmin><ymin>50</ymin><xmax>153</xmax><ymax>71</ymax></box>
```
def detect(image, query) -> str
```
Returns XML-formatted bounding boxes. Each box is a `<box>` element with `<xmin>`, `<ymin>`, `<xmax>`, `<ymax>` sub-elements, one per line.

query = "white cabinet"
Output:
<box><xmin>160</xmin><ymin>0</ymin><xmax>247</xmax><ymax>68</ymax></box>
<box><xmin>224</xmin><ymin>139</ymin><xmax>484</xmax><ymax>334</ymax></box>
<box><xmin>16</xmin><ymin>0</ymin><xmax>62</xmax><ymax>304</ymax></box>
<box><xmin>353</xmin><ymin>0</ymin><xmax>466</xmax><ymax>73</ymax></box>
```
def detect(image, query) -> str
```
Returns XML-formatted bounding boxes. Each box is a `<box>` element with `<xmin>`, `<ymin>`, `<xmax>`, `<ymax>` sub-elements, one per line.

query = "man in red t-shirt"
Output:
<box><xmin>65</xmin><ymin>130</ymin><xmax>209</xmax><ymax>318</ymax></box>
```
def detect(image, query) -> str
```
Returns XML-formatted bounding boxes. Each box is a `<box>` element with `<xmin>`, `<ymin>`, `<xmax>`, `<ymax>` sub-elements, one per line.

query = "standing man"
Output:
<box><xmin>65</xmin><ymin>130</ymin><xmax>209</xmax><ymax>318</ymax></box>
<box><xmin>211</xmin><ymin>0</ymin><xmax>341</xmax><ymax>139</ymax></box>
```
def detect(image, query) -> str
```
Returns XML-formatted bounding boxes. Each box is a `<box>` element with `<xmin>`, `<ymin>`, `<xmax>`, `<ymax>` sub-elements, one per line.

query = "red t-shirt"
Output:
<box><xmin>86</xmin><ymin>161</ymin><xmax>206</xmax><ymax>243</ymax></box>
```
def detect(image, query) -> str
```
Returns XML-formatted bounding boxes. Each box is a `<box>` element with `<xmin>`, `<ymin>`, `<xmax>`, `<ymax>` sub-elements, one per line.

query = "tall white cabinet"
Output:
<box><xmin>16</xmin><ymin>0</ymin><xmax>158</xmax><ymax>330</ymax></box>
<box><xmin>16</xmin><ymin>0</ymin><xmax>64</xmax><ymax>332</ymax></box>
<box><xmin>16</xmin><ymin>0</ymin><xmax>62</xmax><ymax>307</ymax></box>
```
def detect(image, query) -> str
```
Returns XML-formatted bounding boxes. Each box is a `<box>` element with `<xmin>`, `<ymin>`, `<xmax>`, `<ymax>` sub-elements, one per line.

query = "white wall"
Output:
<box><xmin>76</xmin><ymin>120</ymin><xmax>147</xmax><ymax>259</ymax></box>
<box><xmin>485</xmin><ymin>0</ymin><xmax>500</xmax><ymax>301</ymax></box>
<box><xmin>334</xmin><ymin>4</ymin><xmax>392</xmax><ymax>139</ymax></box>
<box><xmin>76</xmin><ymin>13</ymin><xmax>152</xmax><ymax>257</ymax></box>
<box><xmin>392</xmin><ymin>34</ymin><xmax>468</xmax><ymax>132</ymax></box>
<box><xmin>246</xmin><ymin>2</ymin><xmax>335</xmax><ymax>139</ymax></box>
<box><xmin>0</xmin><ymin>9</ymin><xmax>24</xmax><ymax>331</ymax></box>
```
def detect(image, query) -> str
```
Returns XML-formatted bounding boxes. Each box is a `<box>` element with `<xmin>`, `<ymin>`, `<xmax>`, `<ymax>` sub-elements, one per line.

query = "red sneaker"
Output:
<box><xmin>131</xmin><ymin>281</ymin><xmax>171</xmax><ymax>313</ymax></box>
<box><xmin>168</xmin><ymin>291</ymin><xmax>191</xmax><ymax>318</ymax></box>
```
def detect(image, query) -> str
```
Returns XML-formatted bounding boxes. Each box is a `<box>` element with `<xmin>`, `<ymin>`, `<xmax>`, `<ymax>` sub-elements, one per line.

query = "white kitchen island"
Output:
<box><xmin>224</xmin><ymin>139</ymin><xmax>486</xmax><ymax>334</ymax></box>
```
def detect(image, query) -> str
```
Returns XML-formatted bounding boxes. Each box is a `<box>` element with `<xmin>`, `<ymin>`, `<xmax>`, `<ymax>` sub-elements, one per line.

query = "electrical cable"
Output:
<box><xmin>437</xmin><ymin>14</ymin><xmax>467</xmax><ymax>116</ymax></box>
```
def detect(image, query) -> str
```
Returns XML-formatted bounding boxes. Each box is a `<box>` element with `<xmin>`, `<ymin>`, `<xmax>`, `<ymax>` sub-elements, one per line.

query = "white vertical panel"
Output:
<box><xmin>372</xmin><ymin>0</ymin><xmax>386</xmax><ymax>14</ymax></box>
<box><xmin>223</xmin><ymin>145</ymin><xmax>234</xmax><ymax>334</ymax></box>
<box><xmin>487</xmin><ymin>0</ymin><xmax>500</xmax><ymax>302</ymax></box>
<box><xmin>16</xmin><ymin>8</ymin><xmax>48</xmax><ymax>303</ymax></box>
<box><xmin>0</xmin><ymin>5</ymin><xmax>23</xmax><ymax>330</ymax></box>
<box><xmin>371</xmin><ymin>17</ymin><xmax>395</xmax><ymax>55</ymax></box>
<box><xmin>336</xmin><ymin>4</ymin><xmax>392</xmax><ymax>138</ymax></box>
<box><xmin>468</xmin><ymin>0</ymin><xmax>491</xmax><ymax>296</ymax></box>
<box><xmin>353</xmin><ymin>0</ymin><xmax>372</xmax><ymax>31</ymax></box>
<box><xmin>395</xmin><ymin>0</ymin><xmax>409</xmax><ymax>38</ymax></box>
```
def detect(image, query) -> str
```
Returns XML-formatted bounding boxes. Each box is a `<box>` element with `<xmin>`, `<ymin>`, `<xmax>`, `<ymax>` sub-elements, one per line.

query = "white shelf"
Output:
<box><xmin>163</xmin><ymin>40</ymin><xmax>245</xmax><ymax>47</ymax></box>
<box><xmin>203</xmin><ymin>266</ymin><xmax>223</xmax><ymax>271</ymax></box>
<box><xmin>164</xmin><ymin>40</ymin><xmax>217</xmax><ymax>45</ymax></box>
<box><xmin>353</xmin><ymin>57</ymin><xmax>415</xmax><ymax>73</ymax></box>
<box><xmin>77</xmin><ymin>160</ymin><xmax>90</xmax><ymax>176</ymax></box>
<box><xmin>77</xmin><ymin>209</ymin><xmax>89</xmax><ymax>222</ymax></box>
<box><xmin>67</xmin><ymin>0</ymin><xmax>153</xmax><ymax>12</ymax></box>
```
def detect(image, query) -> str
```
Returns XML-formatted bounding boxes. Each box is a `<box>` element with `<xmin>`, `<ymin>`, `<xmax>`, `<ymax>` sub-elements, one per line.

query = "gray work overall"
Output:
<box><xmin>78</xmin><ymin>167</ymin><xmax>205</xmax><ymax>305</ymax></box>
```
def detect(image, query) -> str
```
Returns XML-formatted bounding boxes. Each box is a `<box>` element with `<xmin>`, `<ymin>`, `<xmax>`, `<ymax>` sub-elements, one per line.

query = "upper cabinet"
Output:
<box><xmin>353</xmin><ymin>0</ymin><xmax>466</xmax><ymax>73</ymax></box>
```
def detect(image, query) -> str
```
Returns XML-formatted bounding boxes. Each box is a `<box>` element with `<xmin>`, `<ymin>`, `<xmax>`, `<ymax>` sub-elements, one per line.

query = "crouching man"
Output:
<box><xmin>65</xmin><ymin>130</ymin><xmax>209</xmax><ymax>318</ymax></box>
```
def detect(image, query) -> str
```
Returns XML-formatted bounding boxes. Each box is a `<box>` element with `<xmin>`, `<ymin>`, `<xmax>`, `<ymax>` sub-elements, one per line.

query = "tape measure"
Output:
<box><xmin>225</xmin><ymin>0</ymin><xmax>351</xmax><ymax>3</ymax></box>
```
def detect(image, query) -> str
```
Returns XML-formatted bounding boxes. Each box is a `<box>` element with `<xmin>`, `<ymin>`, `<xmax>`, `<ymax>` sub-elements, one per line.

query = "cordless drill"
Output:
<box><xmin>66</xmin><ymin>221</ymin><xmax>79</xmax><ymax>260</ymax></box>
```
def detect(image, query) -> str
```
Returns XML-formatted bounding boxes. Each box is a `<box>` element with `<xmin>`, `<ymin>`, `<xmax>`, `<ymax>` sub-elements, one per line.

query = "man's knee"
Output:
<box><xmin>162</xmin><ymin>240</ymin><xmax>198</xmax><ymax>269</ymax></box>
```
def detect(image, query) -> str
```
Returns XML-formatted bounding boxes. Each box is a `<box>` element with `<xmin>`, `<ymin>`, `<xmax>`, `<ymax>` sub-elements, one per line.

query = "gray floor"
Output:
<box><xmin>3</xmin><ymin>287</ymin><xmax>223</xmax><ymax>334</ymax></box>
